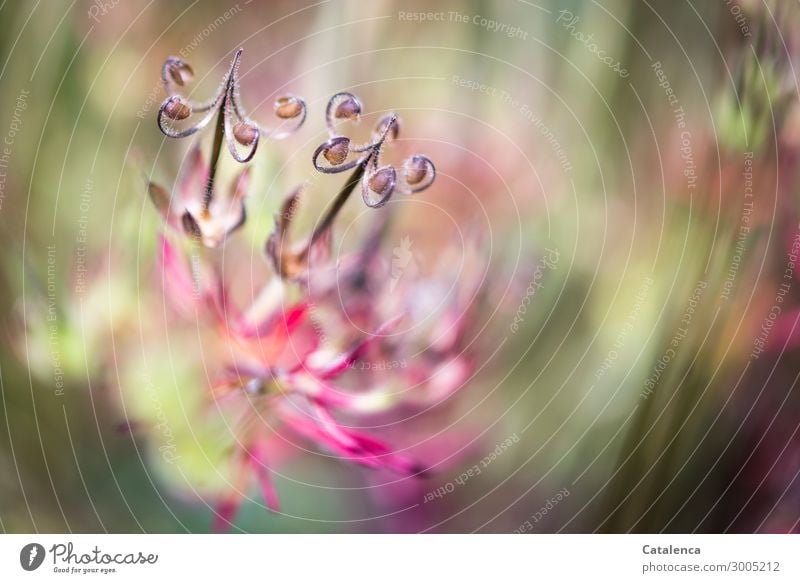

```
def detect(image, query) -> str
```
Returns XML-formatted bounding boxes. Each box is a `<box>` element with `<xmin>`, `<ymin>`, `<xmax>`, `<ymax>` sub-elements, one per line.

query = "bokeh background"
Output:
<box><xmin>2</xmin><ymin>0</ymin><xmax>800</xmax><ymax>533</ymax></box>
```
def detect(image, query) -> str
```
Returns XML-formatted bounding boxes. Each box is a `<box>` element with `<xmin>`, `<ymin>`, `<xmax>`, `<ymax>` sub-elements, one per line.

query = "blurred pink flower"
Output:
<box><xmin>145</xmin><ymin>60</ymin><xmax>492</xmax><ymax>530</ymax></box>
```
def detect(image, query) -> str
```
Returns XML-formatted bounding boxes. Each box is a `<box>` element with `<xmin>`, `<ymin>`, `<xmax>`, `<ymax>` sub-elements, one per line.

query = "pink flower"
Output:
<box><xmin>145</xmin><ymin>54</ymin><xmax>490</xmax><ymax>531</ymax></box>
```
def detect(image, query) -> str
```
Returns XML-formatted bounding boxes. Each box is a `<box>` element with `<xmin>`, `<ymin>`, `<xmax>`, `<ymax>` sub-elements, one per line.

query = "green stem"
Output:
<box><xmin>202</xmin><ymin>96</ymin><xmax>227</xmax><ymax>213</ymax></box>
<box><xmin>300</xmin><ymin>161</ymin><xmax>366</xmax><ymax>258</ymax></box>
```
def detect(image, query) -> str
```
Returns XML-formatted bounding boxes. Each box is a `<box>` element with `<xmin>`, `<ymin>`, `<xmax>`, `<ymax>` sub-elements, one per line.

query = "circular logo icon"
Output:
<box><xmin>19</xmin><ymin>543</ymin><xmax>46</xmax><ymax>571</ymax></box>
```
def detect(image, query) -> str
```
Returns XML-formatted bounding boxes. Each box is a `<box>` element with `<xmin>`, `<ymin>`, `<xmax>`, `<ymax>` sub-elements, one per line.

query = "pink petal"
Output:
<box><xmin>303</xmin><ymin>314</ymin><xmax>404</xmax><ymax>379</ymax></box>
<box><xmin>158</xmin><ymin>234</ymin><xmax>194</xmax><ymax>311</ymax></box>
<box><xmin>284</xmin><ymin>404</ymin><xmax>419</xmax><ymax>474</ymax></box>
<box><xmin>212</xmin><ymin>494</ymin><xmax>242</xmax><ymax>533</ymax></box>
<box><xmin>284</xmin><ymin>373</ymin><xmax>354</xmax><ymax>407</ymax></box>
<box><xmin>178</xmin><ymin>145</ymin><xmax>209</xmax><ymax>207</ymax></box>
<box><xmin>230</xmin><ymin>167</ymin><xmax>251</xmax><ymax>202</ymax></box>
<box><xmin>237</xmin><ymin>301</ymin><xmax>308</xmax><ymax>339</ymax></box>
<box><xmin>247</xmin><ymin>442</ymin><xmax>280</xmax><ymax>512</ymax></box>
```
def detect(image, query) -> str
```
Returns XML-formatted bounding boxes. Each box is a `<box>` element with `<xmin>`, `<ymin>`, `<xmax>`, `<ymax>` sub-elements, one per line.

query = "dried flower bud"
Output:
<box><xmin>148</xmin><ymin>182</ymin><xmax>172</xmax><ymax>217</ymax></box>
<box><xmin>163</xmin><ymin>96</ymin><xmax>192</xmax><ymax>120</ymax></box>
<box><xmin>233</xmin><ymin>121</ymin><xmax>259</xmax><ymax>146</ymax></box>
<box><xmin>323</xmin><ymin>137</ymin><xmax>350</xmax><ymax>166</ymax></box>
<box><xmin>334</xmin><ymin>95</ymin><xmax>361</xmax><ymax>120</ymax></box>
<box><xmin>181</xmin><ymin>211</ymin><xmax>202</xmax><ymax>239</ymax></box>
<box><xmin>404</xmin><ymin>155</ymin><xmax>429</xmax><ymax>185</ymax></box>
<box><xmin>166</xmin><ymin>60</ymin><xmax>194</xmax><ymax>86</ymax></box>
<box><xmin>367</xmin><ymin>166</ymin><xmax>397</xmax><ymax>198</ymax></box>
<box><xmin>274</xmin><ymin>95</ymin><xmax>303</xmax><ymax>119</ymax></box>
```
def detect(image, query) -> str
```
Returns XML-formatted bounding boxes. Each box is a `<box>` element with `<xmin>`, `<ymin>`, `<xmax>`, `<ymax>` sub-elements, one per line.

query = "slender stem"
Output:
<box><xmin>299</xmin><ymin>159</ymin><xmax>367</xmax><ymax>258</ymax></box>
<box><xmin>202</xmin><ymin>95</ymin><xmax>227</xmax><ymax>213</ymax></box>
<box><xmin>297</xmin><ymin>115</ymin><xmax>394</xmax><ymax>246</ymax></box>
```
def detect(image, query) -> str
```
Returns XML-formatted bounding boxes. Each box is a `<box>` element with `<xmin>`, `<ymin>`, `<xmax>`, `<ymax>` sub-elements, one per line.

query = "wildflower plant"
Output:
<box><xmin>268</xmin><ymin>92</ymin><xmax>436</xmax><ymax>279</ymax></box>
<box><xmin>145</xmin><ymin>49</ymin><xmax>485</xmax><ymax>531</ymax></box>
<box><xmin>151</xmin><ymin>49</ymin><xmax>306</xmax><ymax>247</ymax></box>
<box><xmin>312</xmin><ymin>92</ymin><xmax>436</xmax><ymax>207</ymax></box>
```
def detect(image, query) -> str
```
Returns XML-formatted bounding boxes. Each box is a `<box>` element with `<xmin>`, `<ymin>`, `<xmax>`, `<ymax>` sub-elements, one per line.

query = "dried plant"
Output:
<box><xmin>268</xmin><ymin>93</ymin><xmax>436</xmax><ymax>279</ymax></box>
<box><xmin>151</xmin><ymin>49</ymin><xmax>305</xmax><ymax>247</ymax></box>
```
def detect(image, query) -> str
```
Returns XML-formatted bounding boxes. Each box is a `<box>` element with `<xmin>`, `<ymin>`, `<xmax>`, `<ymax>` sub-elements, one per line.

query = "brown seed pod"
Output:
<box><xmin>233</xmin><ymin>121</ymin><xmax>259</xmax><ymax>146</ymax></box>
<box><xmin>368</xmin><ymin>166</ymin><xmax>396</xmax><ymax>196</ymax></box>
<box><xmin>274</xmin><ymin>95</ymin><xmax>303</xmax><ymax>119</ymax></box>
<box><xmin>323</xmin><ymin>138</ymin><xmax>350</xmax><ymax>166</ymax></box>
<box><xmin>404</xmin><ymin>155</ymin><xmax>428</xmax><ymax>185</ymax></box>
<box><xmin>163</xmin><ymin>96</ymin><xmax>192</xmax><ymax>120</ymax></box>
<box><xmin>334</xmin><ymin>95</ymin><xmax>361</xmax><ymax>120</ymax></box>
<box><xmin>166</xmin><ymin>60</ymin><xmax>194</xmax><ymax>86</ymax></box>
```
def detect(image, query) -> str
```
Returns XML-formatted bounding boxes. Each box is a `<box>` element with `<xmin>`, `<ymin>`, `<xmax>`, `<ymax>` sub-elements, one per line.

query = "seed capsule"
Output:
<box><xmin>163</xmin><ymin>96</ymin><xmax>192</xmax><ymax>120</ymax></box>
<box><xmin>374</xmin><ymin>114</ymin><xmax>399</xmax><ymax>141</ymax></box>
<box><xmin>334</xmin><ymin>95</ymin><xmax>361</xmax><ymax>120</ymax></box>
<box><xmin>404</xmin><ymin>155</ymin><xmax>429</xmax><ymax>185</ymax></box>
<box><xmin>233</xmin><ymin>121</ymin><xmax>258</xmax><ymax>146</ymax></box>
<box><xmin>367</xmin><ymin>166</ymin><xmax>396</xmax><ymax>197</ymax></box>
<box><xmin>166</xmin><ymin>60</ymin><xmax>194</xmax><ymax>86</ymax></box>
<box><xmin>323</xmin><ymin>138</ymin><xmax>350</xmax><ymax>165</ymax></box>
<box><xmin>274</xmin><ymin>95</ymin><xmax>303</xmax><ymax>119</ymax></box>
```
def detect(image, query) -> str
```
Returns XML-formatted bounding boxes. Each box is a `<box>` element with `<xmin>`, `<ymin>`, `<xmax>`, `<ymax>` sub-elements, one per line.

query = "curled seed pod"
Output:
<box><xmin>274</xmin><ymin>95</ymin><xmax>303</xmax><ymax>119</ymax></box>
<box><xmin>362</xmin><ymin>165</ymin><xmax>396</xmax><ymax>208</ymax></box>
<box><xmin>333</xmin><ymin>95</ymin><xmax>361</xmax><ymax>120</ymax></box>
<box><xmin>401</xmin><ymin>155</ymin><xmax>436</xmax><ymax>193</ymax></box>
<box><xmin>325</xmin><ymin>92</ymin><xmax>363</xmax><ymax>130</ymax></box>
<box><xmin>233</xmin><ymin>121</ymin><xmax>259</xmax><ymax>146</ymax></box>
<box><xmin>157</xmin><ymin>50</ymin><xmax>307</xmax><ymax>157</ymax></box>
<box><xmin>323</xmin><ymin>137</ymin><xmax>350</xmax><ymax>166</ymax></box>
<box><xmin>313</xmin><ymin>136</ymin><xmax>359</xmax><ymax>173</ymax></box>
<box><xmin>163</xmin><ymin>96</ymin><xmax>192</xmax><ymax>120</ymax></box>
<box><xmin>403</xmin><ymin>155</ymin><xmax>429</xmax><ymax>185</ymax></box>
<box><xmin>373</xmin><ymin>114</ymin><xmax>399</xmax><ymax>141</ymax></box>
<box><xmin>368</xmin><ymin>167</ymin><xmax>395</xmax><ymax>195</ymax></box>
<box><xmin>166</xmin><ymin>60</ymin><xmax>194</xmax><ymax>86</ymax></box>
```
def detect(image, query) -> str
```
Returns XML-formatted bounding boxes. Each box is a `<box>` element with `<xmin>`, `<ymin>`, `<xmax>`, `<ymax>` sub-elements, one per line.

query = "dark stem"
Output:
<box><xmin>299</xmin><ymin>160</ymin><xmax>367</xmax><ymax>259</ymax></box>
<box><xmin>202</xmin><ymin>95</ymin><xmax>227</xmax><ymax>213</ymax></box>
<box><xmin>298</xmin><ymin>116</ymin><xmax>395</xmax><ymax>249</ymax></box>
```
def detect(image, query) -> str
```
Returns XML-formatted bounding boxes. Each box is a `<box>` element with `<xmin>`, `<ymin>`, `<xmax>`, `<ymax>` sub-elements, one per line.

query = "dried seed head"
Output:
<box><xmin>367</xmin><ymin>166</ymin><xmax>396</xmax><ymax>197</ymax></box>
<box><xmin>166</xmin><ymin>60</ymin><xmax>194</xmax><ymax>86</ymax></box>
<box><xmin>323</xmin><ymin>137</ymin><xmax>350</xmax><ymax>166</ymax></box>
<box><xmin>157</xmin><ymin>50</ymin><xmax>306</xmax><ymax>147</ymax></box>
<box><xmin>233</xmin><ymin>121</ymin><xmax>259</xmax><ymax>146</ymax></box>
<box><xmin>274</xmin><ymin>95</ymin><xmax>303</xmax><ymax>119</ymax></box>
<box><xmin>334</xmin><ymin>95</ymin><xmax>361</xmax><ymax>120</ymax></box>
<box><xmin>404</xmin><ymin>155</ymin><xmax>428</xmax><ymax>185</ymax></box>
<box><xmin>163</xmin><ymin>96</ymin><xmax>192</xmax><ymax>120</ymax></box>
